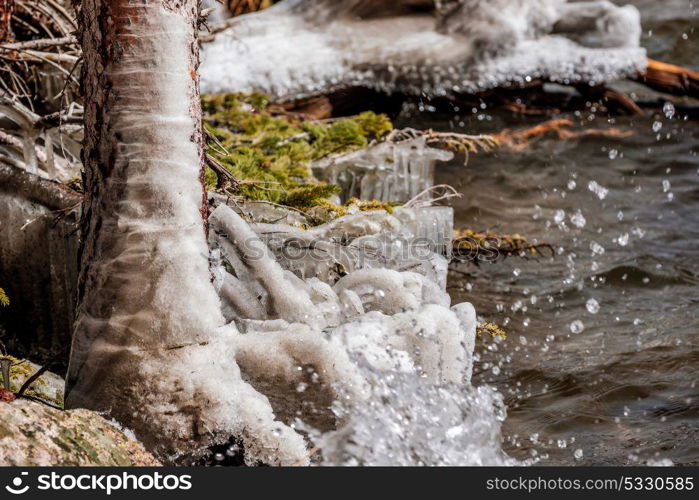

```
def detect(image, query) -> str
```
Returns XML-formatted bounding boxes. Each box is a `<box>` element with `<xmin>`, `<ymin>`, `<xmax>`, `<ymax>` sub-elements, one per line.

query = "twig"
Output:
<box><xmin>16</xmin><ymin>363</ymin><xmax>50</xmax><ymax>397</ymax></box>
<box><xmin>205</xmin><ymin>153</ymin><xmax>241</xmax><ymax>191</ymax></box>
<box><xmin>15</xmin><ymin>393</ymin><xmax>63</xmax><ymax>410</ymax></box>
<box><xmin>404</xmin><ymin>184</ymin><xmax>462</xmax><ymax>208</ymax></box>
<box><xmin>0</xmin><ymin>35</ymin><xmax>77</xmax><ymax>51</ymax></box>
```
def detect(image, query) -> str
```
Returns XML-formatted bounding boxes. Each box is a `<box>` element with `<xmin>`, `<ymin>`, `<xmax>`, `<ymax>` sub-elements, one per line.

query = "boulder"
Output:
<box><xmin>0</xmin><ymin>398</ymin><xmax>160</xmax><ymax>466</ymax></box>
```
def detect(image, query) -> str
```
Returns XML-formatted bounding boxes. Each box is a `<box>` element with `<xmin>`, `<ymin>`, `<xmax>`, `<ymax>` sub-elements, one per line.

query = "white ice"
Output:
<box><xmin>201</xmin><ymin>0</ymin><xmax>646</xmax><ymax>100</ymax></box>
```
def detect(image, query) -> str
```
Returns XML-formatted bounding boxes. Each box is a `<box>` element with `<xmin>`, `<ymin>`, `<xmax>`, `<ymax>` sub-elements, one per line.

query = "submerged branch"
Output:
<box><xmin>452</xmin><ymin>228</ymin><xmax>555</xmax><ymax>265</ymax></box>
<box><xmin>493</xmin><ymin>119</ymin><xmax>633</xmax><ymax>152</ymax></box>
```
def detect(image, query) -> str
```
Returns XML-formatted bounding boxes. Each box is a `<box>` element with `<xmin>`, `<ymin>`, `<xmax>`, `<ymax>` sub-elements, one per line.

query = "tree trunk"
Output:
<box><xmin>64</xmin><ymin>0</ymin><xmax>239</xmax><ymax>459</ymax></box>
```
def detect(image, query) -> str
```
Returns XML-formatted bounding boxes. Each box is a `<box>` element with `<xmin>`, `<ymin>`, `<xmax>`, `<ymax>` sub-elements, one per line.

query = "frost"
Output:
<box><xmin>201</xmin><ymin>0</ymin><xmax>646</xmax><ymax>100</ymax></box>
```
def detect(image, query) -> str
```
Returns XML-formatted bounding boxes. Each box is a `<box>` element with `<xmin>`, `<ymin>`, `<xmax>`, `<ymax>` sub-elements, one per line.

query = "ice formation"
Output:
<box><xmin>240</xmin><ymin>204</ymin><xmax>453</xmax><ymax>289</ymax></box>
<box><xmin>312</xmin><ymin>136</ymin><xmax>454</xmax><ymax>203</ymax></box>
<box><xmin>200</xmin><ymin>0</ymin><xmax>646</xmax><ymax>99</ymax></box>
<box><xmin>63</xmin><ymin>0</ymin><xmax>490</xmax><ymax>460</ymax></box>
<box><xmin>207</xmin><ymin>203</ymin><xmax>504</xmax><ymax>464</ymax></box>
<box><xmin>0</xmin><ymin>99</ymin><xmax>81</xmax><ymax>182</ymax></box>
<box><xmin>314</xmin><ymin>377</ymin><xmax>516</xmax><ymax>466</ymax></box>
<box><xmin>0</xmin><ymin>0</ymin><xmax>515</xmax><ymax>466</ymax></box>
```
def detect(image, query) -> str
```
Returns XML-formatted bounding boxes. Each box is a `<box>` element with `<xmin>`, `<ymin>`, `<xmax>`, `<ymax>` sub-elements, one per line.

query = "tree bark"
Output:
<box><xmin>65</xmin><ymin>0</ymin><xmax>230</xmax><ymax>458</ymax></box>
<box><xmin>0</xmin><ymin>0</ymin><xmax>12</xmax><ymax>42</ymax></box>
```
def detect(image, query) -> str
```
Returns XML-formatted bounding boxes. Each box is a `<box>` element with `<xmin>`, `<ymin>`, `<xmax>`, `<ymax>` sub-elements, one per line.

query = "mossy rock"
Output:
<box><xmin>0</xmin><ymin>399</ymin><xmax>160</xmax><ymax>466</ymax></box>
<box><xmin>0</xmin><ymin>356</ymin><xmax>64</xmax><ymax>407</ymax></box>
<box><xmin>202</xmin><ymin>93</ymin><xmax>393</xmax><ymax>211</ymax></box>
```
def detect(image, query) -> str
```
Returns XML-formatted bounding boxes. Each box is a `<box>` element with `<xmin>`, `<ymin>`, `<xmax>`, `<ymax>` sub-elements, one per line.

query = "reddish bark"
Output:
<box><xmin>0</xmin><ymin>0</ymin><xmax>13</xmax><ymax>42</ymax></box>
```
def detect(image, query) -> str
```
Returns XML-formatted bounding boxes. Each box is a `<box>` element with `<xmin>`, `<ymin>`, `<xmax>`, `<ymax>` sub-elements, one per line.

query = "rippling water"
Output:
<box><xmin>401</xmin><ymin>0</ymin><xmax>698</xmax><ymax>465</ymax></box>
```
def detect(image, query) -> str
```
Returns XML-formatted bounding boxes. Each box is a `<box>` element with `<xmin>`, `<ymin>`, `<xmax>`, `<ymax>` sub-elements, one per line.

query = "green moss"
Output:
<box><xmin>279</xmin><ymin>184</ymin><xmax>342</xmax><ymax>210</ymax></box>
<box><xmin>202</xmin><ymin>93</ymin><xmax>393</xmax><ymax>214</ymax></box>
<box><xmin>0</xmin><ymin>287</ymin><xmax>8</xmax><ymax>306</ymax></box>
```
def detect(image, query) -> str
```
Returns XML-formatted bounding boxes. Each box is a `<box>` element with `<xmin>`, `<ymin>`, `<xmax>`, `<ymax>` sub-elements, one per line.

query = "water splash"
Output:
<box><xmin>312</xmin><ymin>371</ymin><xmax>519</xmax><ymax>466</ymax></box>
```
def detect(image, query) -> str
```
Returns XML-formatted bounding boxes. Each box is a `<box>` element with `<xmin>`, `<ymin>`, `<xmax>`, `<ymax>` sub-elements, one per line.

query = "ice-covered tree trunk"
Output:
<box><xmin>64</xmin><ymin>0</ymin><xmax>268</xmax><ymax>460</ymax></box>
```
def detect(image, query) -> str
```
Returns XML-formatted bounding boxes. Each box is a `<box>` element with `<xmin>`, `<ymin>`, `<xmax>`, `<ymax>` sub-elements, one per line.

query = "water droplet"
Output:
<box><xmin>491</xmin><ymin>366</ymin><xmax>501</xmax><ymax>375</ymax></box>
<box><xmin>553</xmin><ymin>209</ymin><xmax>566</xmax><ymax>224</ymax></box>
<box><xmin>652</xmin><ymin>121</ymin><xmax>663</xmax><ymax>132</ymax></box>
<box><xmin>513</xmin><ymin>268</ymin><xmax>521</xmax><ymax>277</ymax></box>
<box><xmin>586</xmin><ymin>298</ymin><xmax>600</xmax><ymax>314</ymax></box>
<box><xmin>617</xmin><ymin>233</ymin><xmax>629</xmax><ymax>247</ymax></box>
<box><xmin>588</xmin><ymin>181</ymin><xmax>609</xmax><ymax>200</ymax></box>
<box><xmin>570</xmin><ymin>320</ymin><xmax>585</xmax><ymax>334</ymax></box>
<box><xmin>557</xmin><ymin>439</ymin><xmax>567</xmax><ymax>449</ymax></box>
<box><xmin>590</xmin><ymin>241</ymin><xmax>605</xmax><ymax>255</ymax></box>
<box><xmin>574</xmin><ymin>448</ymin><xmax>584</xmax><ymax>460</ymax></box>
<box><xmin>663</xmin><ymin>102</ymin><xmax>675</xmax><ymax>119</ymax></box>
<box><xmin>632</xmin><ymin>227</ymin><xmax>646</xmax><ymax>238</ymax></box>
<box><xmin>608</xmin><ymin>149</ymin><xmax>618</xmax><ymax>160</ymax></box>
<box><xmin>662</xmin><ymin>179</ymin><xmax>671</xmax><ymax>192</ymax></box>
<box><xmin>567</xmin><ymin>180</ymin><xmax>577</xmax><ymax>190</ymax></box>
<box><xmin>519</xmin><ymin>336</ymin><xmax>528</xmax><ymax>345</ymax></box>
<box><xmin>296</xmin><ymin>382</ymin><xmax>308</xmax><ymax>393</ymax></box>
<box><xmin>570</xmin><ymin>210</ymin><xmax>586</xmax><ymax>228</ymax></box>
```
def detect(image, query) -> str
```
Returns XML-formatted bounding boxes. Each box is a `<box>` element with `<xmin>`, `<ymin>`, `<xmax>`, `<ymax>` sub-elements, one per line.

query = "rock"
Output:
<box><xmin>0</xmin><ymin>356</ymin><xmax>159</xmax><ymax>466</ymax></box>
<box><xmin>0</xmin><ymin>398</ymin><xmax>160</xmax><ymax>466</ymax></box>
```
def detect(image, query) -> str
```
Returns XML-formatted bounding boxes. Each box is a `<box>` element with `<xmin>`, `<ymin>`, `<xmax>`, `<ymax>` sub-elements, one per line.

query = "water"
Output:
<box><xmin>445</xmin><ymin>115</ymin><xmax>699</xmax><ymax>465</ymax></box>
<box><xmin>397</xmin><ymin>0</ymin><xmax>699</xmax><ymax>465</ymax></box>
